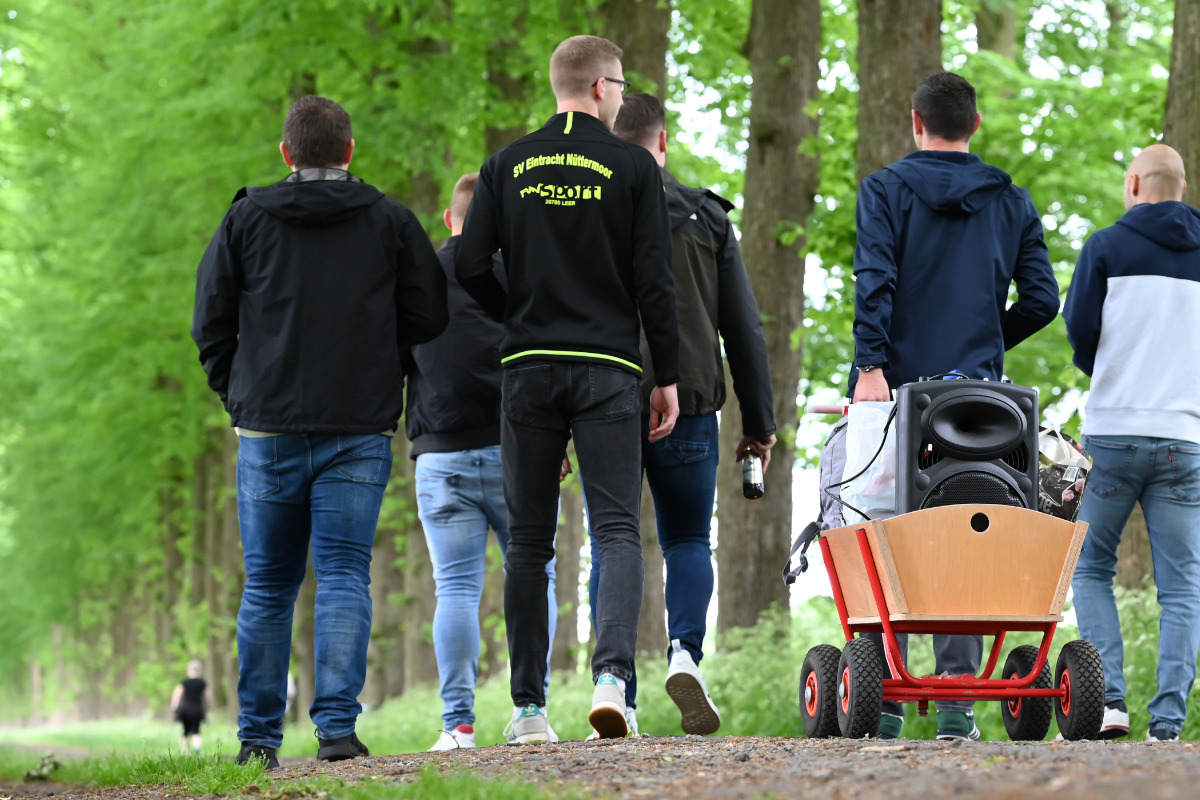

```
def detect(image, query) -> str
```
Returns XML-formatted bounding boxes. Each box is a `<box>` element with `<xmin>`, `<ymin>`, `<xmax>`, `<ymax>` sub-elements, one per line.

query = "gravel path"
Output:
<box><xmin>5</xmin><ymin>736</ymin><xmax>1200</xmax><ymax>800</ymax></box>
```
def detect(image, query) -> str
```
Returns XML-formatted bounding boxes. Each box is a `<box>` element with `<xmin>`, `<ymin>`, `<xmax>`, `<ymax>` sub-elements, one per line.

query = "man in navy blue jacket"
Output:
<box><xmin>1065</xmin><ymin>144</ymin><xmax>1200</xmax><ymax>743</ymax></box>
<box><xmin>849</xmin><ymin>73</ymin><xmax>1059</xmax><ymax>741</ymax></box>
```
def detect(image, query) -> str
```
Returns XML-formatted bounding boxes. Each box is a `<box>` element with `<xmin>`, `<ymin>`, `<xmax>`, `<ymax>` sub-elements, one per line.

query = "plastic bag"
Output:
<box><xmin>1037</xmin><ymin>427</ymin><xmax>1092</xmax><ymax>521</ymax></box>
<box><xmin>841</xmin><ymin>401</ymin><xmax>897</xmax><ymax>522</ymax></box>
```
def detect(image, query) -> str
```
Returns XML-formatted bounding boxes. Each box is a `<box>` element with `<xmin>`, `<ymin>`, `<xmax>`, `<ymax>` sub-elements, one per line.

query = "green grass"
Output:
<box><xmin>0</xmin><ymin>748</ymin><xmax>596</xmax><ymax>800</ymax></box>
<box><xmin>2</xmin><ymin>589</ymin><xmax>1197</xmax><ymax>774</ymax></box>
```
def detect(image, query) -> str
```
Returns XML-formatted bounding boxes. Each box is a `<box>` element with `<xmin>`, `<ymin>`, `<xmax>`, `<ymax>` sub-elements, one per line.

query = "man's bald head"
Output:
<box><xmin>1125</xmin><ymin>144</ymin><xmax>1187</xmax><ymax>209</ymax></box>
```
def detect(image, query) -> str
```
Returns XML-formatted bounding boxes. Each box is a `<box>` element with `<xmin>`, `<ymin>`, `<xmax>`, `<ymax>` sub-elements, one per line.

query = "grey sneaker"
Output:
<box><xmin>664</xmin><ymin>641</ymin><xmax>721</xmax><ymax>735</ymax></box>
<box><xmin>588</xmin><ymin>674</ymin><xmax>629</xmax><ymax>739</ymax></box>
<box><xmin>505</xmin><ymin>704</ymin><xmax>549</xmax><ymax>745</ymax></box>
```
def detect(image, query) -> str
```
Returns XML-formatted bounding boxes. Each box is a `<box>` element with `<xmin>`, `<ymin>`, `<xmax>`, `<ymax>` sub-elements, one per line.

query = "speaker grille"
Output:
<box><xmin>919</xmin><ymin>442</ymin><xmax>1030</xmax><ymax>472</ymax></box>
<box><xmin>920</xmin><ymin>472</ymin><xmax>1026</xmax><ymax>509</ymax></box>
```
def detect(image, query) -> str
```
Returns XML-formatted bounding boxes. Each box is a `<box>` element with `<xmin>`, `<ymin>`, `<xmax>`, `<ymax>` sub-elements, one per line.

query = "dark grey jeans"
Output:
<box><xmin>501</xmin><ymin>360</ymin><xmax>643</xmax><ymax>706</ymax></box>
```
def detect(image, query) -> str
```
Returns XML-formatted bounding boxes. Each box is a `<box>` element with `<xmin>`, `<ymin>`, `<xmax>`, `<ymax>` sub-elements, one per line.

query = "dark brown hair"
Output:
<box><xmin>912</xmin><ymin>73</ymin><xmax>977</xmax><ymax>142</ymax></box>
<box><xmin>283</xmin><ymin>95</ymin><xmax>352</xmax><ymax>168</ymax></box>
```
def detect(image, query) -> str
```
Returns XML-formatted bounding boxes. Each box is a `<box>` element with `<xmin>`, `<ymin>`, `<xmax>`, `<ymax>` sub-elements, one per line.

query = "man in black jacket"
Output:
<box><xmin>456</xmin><ymin>34</ymin><xmax>680</xmax><ymax>742</ymax></box>
<box><xmin>585</xmin><ymin>93</ymin><xmax>775</xmax><ymax>736</ymax></box>
<box><xmin>406</xmin><ymin>173</ymin><xmax>560</xmax><ymax>750</ymax></box>
<box><xmin>191</xmin><ymin>95</ymin><xmax>447</xmax><ymax>767</ymax></box>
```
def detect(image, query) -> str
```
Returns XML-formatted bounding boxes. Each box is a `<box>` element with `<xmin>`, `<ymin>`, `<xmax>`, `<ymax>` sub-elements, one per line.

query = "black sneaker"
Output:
<box><xmin>317</xmin><ymin>731</ymin><xmax>369</xmax><ymax>761</ymax></box>
<box><xmin>236</xmin><ymin>743</ymin><xmax>280</xmax><ymax>770</ymax></box>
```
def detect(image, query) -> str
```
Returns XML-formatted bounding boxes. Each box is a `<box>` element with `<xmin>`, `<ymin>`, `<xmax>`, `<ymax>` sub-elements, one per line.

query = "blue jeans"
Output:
<box><xmin>234</xmin><ymin>433</ymin><xmax>393</xmax><ymax>748</ymax></box>
<box><xmin>415</xmin><ymin>446</ymin><xmax>557</xmax><ymax>729</ymax></box>
<box><xmin>502</xmin><ymin>361</ymin><xmax>643</xmax><ymax>705</ymax></box>
<box><xmin>1072</xmin><ymin>435</ymin><xmax>1200</xmax><ymax>735</ymax></box>
<box><xmin>588</xmin><ymin>412</ymin><xmax>720</xmax><ymax>707</ymax></box>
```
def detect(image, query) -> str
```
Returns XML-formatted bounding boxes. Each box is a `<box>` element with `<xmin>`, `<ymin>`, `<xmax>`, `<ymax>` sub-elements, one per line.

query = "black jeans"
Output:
<box><xmin>502</xmin><ymin>360</ymin><xmax>643</xmax><ymax>706</ymax></box>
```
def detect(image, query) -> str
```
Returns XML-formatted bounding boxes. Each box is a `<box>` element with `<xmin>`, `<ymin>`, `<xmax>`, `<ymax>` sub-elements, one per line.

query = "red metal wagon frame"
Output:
<box><xmin>797</xmin><ymin>504</ymin><xmax>1105</xmax><ymax>740</ymax></box>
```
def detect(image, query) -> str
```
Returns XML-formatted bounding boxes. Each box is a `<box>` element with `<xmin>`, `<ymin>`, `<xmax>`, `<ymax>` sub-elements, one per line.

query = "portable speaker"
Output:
<box><xmin>894</xmin><ymin>378</ymin><xmax>1038</xmax><ymax>514</ymax></box>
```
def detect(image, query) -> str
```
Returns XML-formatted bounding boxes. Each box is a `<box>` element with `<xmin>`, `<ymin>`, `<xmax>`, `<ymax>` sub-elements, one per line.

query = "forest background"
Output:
<box><xmin>0</xmin><ymin>0</ymin><xmax>1196</xmax><ymax>735</ymax></box>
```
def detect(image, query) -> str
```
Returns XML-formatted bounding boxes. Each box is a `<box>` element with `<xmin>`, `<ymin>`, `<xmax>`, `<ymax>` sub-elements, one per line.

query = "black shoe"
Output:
<box><xmin>236</xmin><ymin>743</ymin><xmax>280</xmax><ymax>770</ymax></box>
<box><xmin>317</xmin><ymin>732</ymin><xmax>369</xmax><ymax>762</ymax></box>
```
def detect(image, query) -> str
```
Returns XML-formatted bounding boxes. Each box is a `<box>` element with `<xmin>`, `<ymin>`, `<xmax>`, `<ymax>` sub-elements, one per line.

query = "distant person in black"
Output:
<box><xmin>170</xmin><ymin>659</ymin><xmax>212</xmax><ymax>755</ymax></box>
<box><xmin>455</xmin><ymin>34</ymin><xmax>680</xmax><ymax>742</ymax></box>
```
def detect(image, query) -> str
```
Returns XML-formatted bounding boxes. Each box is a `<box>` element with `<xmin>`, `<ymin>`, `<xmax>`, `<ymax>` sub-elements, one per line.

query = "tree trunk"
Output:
<box><xmin>856</xmin><ymin>0</ymin><xmax>943</xmax><ymax>182</ymax></box>
<box><xmin>551</xmin><ymin>478</ymin><xmax>584</xmax><ymax>672</ymax></box>
<box><xmin>637</xmin><ymin>477</ymin><xmax>667</xmax><ymax>655</ymax></box>
<box><xmin>485</xmin><ymin>9</ymin><xmax>533</xmax><ymax>156</ymax></box>
<box><xmin>976</xmin><ymin>2</ymin><xmax>1015</xmax><ymax>60</ymax></box>
<box><xmin>1164</xmin><ymin>0</ymin><xmax>1200</xmax><ymax>195</ymax></box>
<box><xmin>600</xmin><ymin>0</ymin><xmax>671</xmax><ymax>98</ymax></box>
<box><xmin>1114</xmin><ymin>503</ymin><xmax>1154</xmax><ymax>590</ymax></box>
<box><xmin>716</xmin><ymin>0</ymin><xmax>821</xmax><ymax>633</ymax></box>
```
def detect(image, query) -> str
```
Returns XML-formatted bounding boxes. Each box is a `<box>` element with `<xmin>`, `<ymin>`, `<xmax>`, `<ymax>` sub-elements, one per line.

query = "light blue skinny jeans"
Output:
<box><xmin>415</xmin><ymin>445</ymin><xmax>556</xmax><ymax>729</ymax></box>
<box><xmin>1072</xmin><ymin>435</ymin><xmax>1200</xmax><ymax>736</ymax></box>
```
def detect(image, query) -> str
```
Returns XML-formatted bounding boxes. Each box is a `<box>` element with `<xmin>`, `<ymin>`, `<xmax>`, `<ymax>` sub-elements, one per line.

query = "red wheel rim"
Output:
<box><xmin>1060</xmin><ymin>668</ymin><xmax>1072</xmax><ymax>716</ymax></box>
<box><xmin>805</xmin><ymin>673</ymin><xmax>820</xmax><ymax>716</ymax></box>
<box><xmin>840</xmin><ymin>668</ymin><xmax>851</xmax><ymax>714</ymax></box>
<box><xmin>1007</xmin><ymin>671</ymin><xmax>1022</xmax><ymax>717</ymax></box>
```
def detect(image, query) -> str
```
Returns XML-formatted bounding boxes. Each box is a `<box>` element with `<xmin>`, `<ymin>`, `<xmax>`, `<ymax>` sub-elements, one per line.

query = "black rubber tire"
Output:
<box><xmin>836</xmin><ymin>637</ymin><xmax>884</xmax><ymax>739</ymax></box>
<box><xmin>1000</xmin><ymin>645</ymin><xmax>1054</xmax><ymax>741</ymax></box>
<box><xmin>1055</xmin><ymin>640</ymin><xmax>1106</xmax><ymax>741</ymax></box>
<box><xmin>800</xmin><ymin>644</ymin><xmax>842</xmax><ymax>738</ymax></box>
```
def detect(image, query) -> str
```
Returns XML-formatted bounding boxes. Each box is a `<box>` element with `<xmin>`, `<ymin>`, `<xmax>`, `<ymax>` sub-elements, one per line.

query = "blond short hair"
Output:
<box><xmin>549</xmin><ymin>35</ymin><xmax>623</xmax><ymax>100</ymax></box>
<box><xmin>449</xmin><ymin>173</ymin><xmax>479</xmax><ymax>226</ymax></box>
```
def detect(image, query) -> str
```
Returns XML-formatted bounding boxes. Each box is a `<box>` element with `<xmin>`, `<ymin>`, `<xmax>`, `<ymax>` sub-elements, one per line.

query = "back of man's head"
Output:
<box><xmin>613</xmin><ymin>92</ymin><xmax>665</xmax><ymax>149</ymax></box>
<box><xmin>550</xmin><ymin>35</ymin><xmax>623</xmax><ymax>101</ymax></box>
<box><xmin>283</xmin><ymin>95</ymin><xmax>352</xmax><ymax>168</ymax></box>
<box><xmin>449</xmin><ymin>172</ymin><xmax>479</xmax><ymax>228</ymax></box>
<box><xmin>912</xmin><ymin>72</ymin><xmax>978</xmax><ymax>142</ymax></box>
<box><xmin>1126</xmin><ymin>144</ymin><xmax>1187</xmax><ymax>206</ymax></box>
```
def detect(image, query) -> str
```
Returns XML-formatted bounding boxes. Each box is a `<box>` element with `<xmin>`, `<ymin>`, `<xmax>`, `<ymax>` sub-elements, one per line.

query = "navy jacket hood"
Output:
<box><xmin>1115</xmin><ymin>201</ymin><xmax>1200</xmax><ymax>251</ymax></box>
<box><xmin>885</xmin><ymin>151</ymin><xmax>1012</xmax><ymax>217</ymax></box>
<box><xmin>245</xmin><ymin>180</ymin><xmax>385</xmax><ymax>227</ymax></box>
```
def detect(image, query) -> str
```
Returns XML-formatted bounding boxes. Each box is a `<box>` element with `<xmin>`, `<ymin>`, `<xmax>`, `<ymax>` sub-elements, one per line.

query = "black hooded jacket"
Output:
<box><xmin>191</xmin><ymin>171</ymin><xmax>448</xmax><ymax>433</ymax></box>
<box><xmin>637</xmin><ymin>170</ymin><xmax>775</xmax><ymax>437</ymax></box>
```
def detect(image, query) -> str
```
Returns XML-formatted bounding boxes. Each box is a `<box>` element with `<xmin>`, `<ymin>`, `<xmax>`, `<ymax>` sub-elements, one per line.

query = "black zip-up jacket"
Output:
<box><xmin>637</xmin><ymin>170</ymin><xmax>775</xmax><ymax>437</ymax></box>
<box><xmin>403</xmin><ymin>237</ymin><xmax>505</xmax><ymax>457</ymax></box>
<box><xmin>191</xmin><ymin>171</ymin><xmax>448</xmax><ymax>433</ymax></box>
<box><xmin>455</xmin><ymin>112</ymin><xmax>680</xmax><ymax>385</ymax></box>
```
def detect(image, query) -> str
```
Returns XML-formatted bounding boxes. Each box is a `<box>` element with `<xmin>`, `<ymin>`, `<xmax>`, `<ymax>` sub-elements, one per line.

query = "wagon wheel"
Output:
<box><xmin>1054</xmin><ymin>640</ymin><xmax>1105</xmax><ymax>740</ymax></box>
<box><xmin>800</xmin><ymin>645</ymin><xmax>842</xmax><ymax>738</ymax></box>
<box><xmin>1000</xmin><ymin>645</ymin><xmax>1053</xmax><ymax>741</ymax></box>
<box><xmin>835</xmin><ymin>637</ymin><xmax>884</xmax><ymax>739</ymax></box>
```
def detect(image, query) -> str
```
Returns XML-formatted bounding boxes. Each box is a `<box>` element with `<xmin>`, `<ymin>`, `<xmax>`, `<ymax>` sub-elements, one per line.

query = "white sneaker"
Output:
<box><xmin>1097</xmin><ymin>704</ymin><xmax>1130</xmax><ymax>739</ymax></box>
<box><xmin>665</xmin><ymin>640</ymin><xmax>721</xmax><ymax>735</ymax></box>
<box><xmin>428</xmin><ymin>724</ymin><xmax>476</xmax><ymax>751</ymax></box>
<box><xmin>588</xmin><ymin>674</ymin><xmax>629</xmax><ymax>739</ymax></box>
<box><xmin>587</xmin><ymin>707</ymin><xmax>638</xmax><ymax>740</ymax></box>
<box><xmin>504</xmin><ymin>705</ymin><xmax>549</xmax><ymax>744</ymax></box>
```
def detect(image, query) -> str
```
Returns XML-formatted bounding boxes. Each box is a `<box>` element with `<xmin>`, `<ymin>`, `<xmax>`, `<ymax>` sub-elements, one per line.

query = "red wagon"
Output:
<box><xmin>799</xmin><ymin>504</ymin><xmax>1105</xmax><ymax>741</ymax></box>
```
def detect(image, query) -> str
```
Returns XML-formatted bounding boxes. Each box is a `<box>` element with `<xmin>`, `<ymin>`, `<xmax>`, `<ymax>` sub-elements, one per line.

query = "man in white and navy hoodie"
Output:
<box><xmin>1065</xmin><ymin>143</ymin><xmax>1200</xmax><ymax>744</ymax></box>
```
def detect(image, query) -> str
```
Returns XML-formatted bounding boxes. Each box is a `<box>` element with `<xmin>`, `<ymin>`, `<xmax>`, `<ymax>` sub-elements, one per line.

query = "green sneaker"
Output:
<box><xmin>936</xmin><ymin>710</ymin><xmax>981</xmax><ymax>740</ymax></box>
<box><xmin>875</xmin><ymin>712</ymin><xmax>904</xmax><ymax>739</ymax></box>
